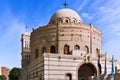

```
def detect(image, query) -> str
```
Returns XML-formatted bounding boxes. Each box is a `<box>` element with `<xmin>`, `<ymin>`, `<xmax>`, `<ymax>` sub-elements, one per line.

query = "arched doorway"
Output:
<box><xmin>78</xmin><ymin>63</ymin><xmax>97</xmax><ymax>80</ymax></box>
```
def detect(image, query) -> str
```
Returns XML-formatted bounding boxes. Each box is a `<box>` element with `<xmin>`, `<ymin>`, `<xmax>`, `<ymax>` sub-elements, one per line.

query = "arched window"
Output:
<box><xmin>57</xmin><ymin>18</ymin><xmax>63</xmax><ymax>24</ymax></box>
<box><xmin>74</xmin><ymin>45</ymin><xmax>80</xmax><ymax>50</ymax></box>
<box><xmin>66</xmin><ymin>73</ymin><xmax>72</xmax><ymax>80</ymax></box>
<box><xmin>50</xmin><ymin>45</ymin><xmax>56</xmax><ymax>53</ymax></box>
<box><xmin>72</xmin><ymin>18</ymin><xmax>77</xmax><ymax>23</ymax></box>
<box><xmin>84</xmin><ymin>46</ymin><xmax>89</xmax><ymax>54</ymax></box>
<box><xmin>96</xmin><ymin>48</ymin><xmax>100</xmax><ymax>57</ymax></box>
<box><xmin>64</xmin><ymin>45</ymin><xmax>70</xmax><ymax>54</ymax></box>
<box><xmin>66</xmin><ymin>20</ymin><xmax>69</xmax><ymax>23</ymax></box>
<box><xmin>42</xmin><ymin>47</ymin><xmax>46</xmax><ymax>53</ymax></box>
<box><xmin>35</xmin><ymin>49</ymin><xmax>39</xmax><ymax>59</ymax></box>
<box><xmin>73</xmin><ymin>20</ymin><xmax>75</xmax><ymax>23</ymax></box>
<box><xmin>65</xmin><ymin>17</ymin><xmax>70</xmax><ymax>23</ymax></box>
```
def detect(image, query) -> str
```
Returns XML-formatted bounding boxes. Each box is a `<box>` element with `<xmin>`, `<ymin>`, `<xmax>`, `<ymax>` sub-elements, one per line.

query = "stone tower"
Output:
<box><xmin>21</xmin><ymin>32</ymin><xmax>31</xmax><ymax>67</ymax></box>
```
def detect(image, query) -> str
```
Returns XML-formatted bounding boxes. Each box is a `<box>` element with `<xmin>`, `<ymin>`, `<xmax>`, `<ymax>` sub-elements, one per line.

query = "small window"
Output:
<box><xmin>74</xmin><ymin>45</ymin><xmax>80</xmax><ymax>50</ymax></box>
<box><xmin>66</xmin><ymin>20</ymin><xmax>69</xmax><ymax>23</ymax></box>
<box><xmin>50</xmin><ymin>46</ymin><xmax>56</xmax><ymax>53</ymax></box>
<box><xmin>57</xmin><ymin>18</ymin><xmax>63</xmax><ymax>24</ymax></box>
<box><xmin>66</xmin><ymin>73</ymin><xmax>72</xmax><ymax>80</ymax></box>
<box><xmin>64</xmin><ymin>45</ymin><xmax>70</xmax><ymax>54</ymax></box>
<box><xmin>58</xmin><ymin>20</ymin><xmax>61</xmax><ymax>23</ymax></box>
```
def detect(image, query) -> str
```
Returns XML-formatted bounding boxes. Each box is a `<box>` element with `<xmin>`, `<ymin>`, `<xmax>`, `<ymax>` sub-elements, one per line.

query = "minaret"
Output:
<box><xmin>21</xmin><ymin>28</ymin><xmax>31</xmax><ymax>67</ymax></box>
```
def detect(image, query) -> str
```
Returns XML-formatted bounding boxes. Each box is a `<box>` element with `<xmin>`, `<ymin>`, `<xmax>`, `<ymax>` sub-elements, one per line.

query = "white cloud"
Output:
<box><xmin>81</xmin><ymin>12</ymin><xmax>93</xmax><ymax>20</ymax></box>
<box><xmin>98</xmin><ymin>6</ymin><xmax>113</xmax><ymax>13</ymax></box>
<box><xmin>104</xmin><ymin>0</ymin><xmax>120</xmax><ymax>9</ymax></box>
<box><xmin>95</xmin><ymin>6</ymin><xmax>120</xmax><ymax>34</ymax></box>
<box><xmin>77</xmin><ymin>0</ymin><xmax>88</xmax><ymax>11</ymax></box>
<box><xmin>93</xmin><ymin>1</ymin><xmax>120</xmax><ymax>61</ymax></box>
<box><xmin>90</xmin><ymin>0</ymin><xmax>105</xmax><ymax>8</ymax></box>
<box><xmin>102</xmin><ymin>38</ymin><xmax>120</xmax><ymax>60</ymax></box>
<box><xmin>94</xmin><ymin>1</ymin><xmax>120</xmax><ymax>25</ymax></box>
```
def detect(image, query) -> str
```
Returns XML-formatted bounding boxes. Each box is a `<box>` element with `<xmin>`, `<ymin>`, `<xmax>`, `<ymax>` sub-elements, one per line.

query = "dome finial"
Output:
<box><xmin>63</xmin><ymin>2</ymin><xmax>68</xmax><ymax>8</ymax></box>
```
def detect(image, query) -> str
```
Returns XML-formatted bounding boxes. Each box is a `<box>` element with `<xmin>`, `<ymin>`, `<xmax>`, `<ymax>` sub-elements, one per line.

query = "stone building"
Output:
<box><xmin>21</xmin><ymin>8</ymin><xmax>120</xmax><ymax>80</ymax></box>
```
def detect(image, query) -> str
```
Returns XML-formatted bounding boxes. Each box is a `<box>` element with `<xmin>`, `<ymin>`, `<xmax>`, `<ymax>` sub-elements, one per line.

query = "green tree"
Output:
<box><xmin>0</xmin><ymin>75</ymin><xmax>6</xmax><ymax>80</ymax></box>
<box><xmin>9</xmin><ymin>67</ymin><xmax>21</xmax><ymax>80</ymax></box>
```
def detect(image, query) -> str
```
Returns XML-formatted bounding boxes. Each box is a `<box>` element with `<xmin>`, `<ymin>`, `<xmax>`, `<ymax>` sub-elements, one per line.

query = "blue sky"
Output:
<box><xmin>0</xmin><ymin>0</ymin><xmax>120</xmax><ymax>68</ymax></box>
